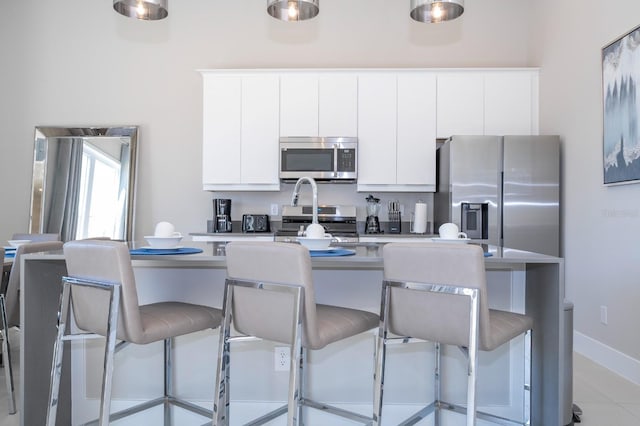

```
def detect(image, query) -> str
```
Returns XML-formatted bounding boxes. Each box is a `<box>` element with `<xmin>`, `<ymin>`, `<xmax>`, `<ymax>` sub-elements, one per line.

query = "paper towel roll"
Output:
<box><xmin>412</xmin><ymin>202</ymin><xmax>427</xmax><ymax>234</ymax></box>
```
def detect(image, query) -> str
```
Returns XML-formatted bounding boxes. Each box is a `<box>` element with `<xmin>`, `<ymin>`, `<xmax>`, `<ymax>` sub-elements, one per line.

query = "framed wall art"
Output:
<box><xmin>602</xmin><ymin>24</ymin><xmax>640</xmax><ymax>185</ymax></box>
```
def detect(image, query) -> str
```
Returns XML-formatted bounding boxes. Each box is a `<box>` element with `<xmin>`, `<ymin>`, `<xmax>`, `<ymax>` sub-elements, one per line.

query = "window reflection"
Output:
<box><xmin>30</xmin><ymin>127</ymin><xmax>137</xmax><ymax>242</ymax></box>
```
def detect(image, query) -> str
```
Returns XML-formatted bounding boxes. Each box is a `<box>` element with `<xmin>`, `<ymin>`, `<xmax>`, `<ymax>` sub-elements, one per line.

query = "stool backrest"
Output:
<box><xmin>63</xmin><ymin>240</ymin><xmax>143</xmax><ymax>342</ymax></box>
<box><xmin>5</xmin><ymin>241</ymin><xmax>64</xmax><ymax>327</ymax></box>
<box><xmin>382</xmin><ymin>243</ymin><xmax>492</xmax><ymax>349</ymax></box>
<box><xmin>225</xmin><ymin>242</ymin><xmax>322</xmax><ymax>348</ymax></box>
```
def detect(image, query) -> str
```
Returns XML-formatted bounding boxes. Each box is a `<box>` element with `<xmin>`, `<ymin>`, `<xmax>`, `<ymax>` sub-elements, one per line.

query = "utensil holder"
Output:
<box><xmin>389</xmin><ymin>211</ymin><xmax>401</xmax><ymax>233</ymax></box>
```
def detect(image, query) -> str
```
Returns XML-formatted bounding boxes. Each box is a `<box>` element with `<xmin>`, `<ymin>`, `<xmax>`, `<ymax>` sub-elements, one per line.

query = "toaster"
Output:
<box><xmin>242</xmin><ymin>214</ymin><xmax>270</xmax><ymax>232</ymax></box>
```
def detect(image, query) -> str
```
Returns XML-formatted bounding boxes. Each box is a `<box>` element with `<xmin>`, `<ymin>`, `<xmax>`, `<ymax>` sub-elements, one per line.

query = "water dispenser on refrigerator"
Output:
<box><xmin>461</xmin><ymin>202</ymin><xmax>488</xmax><ymax>240</ymax></box>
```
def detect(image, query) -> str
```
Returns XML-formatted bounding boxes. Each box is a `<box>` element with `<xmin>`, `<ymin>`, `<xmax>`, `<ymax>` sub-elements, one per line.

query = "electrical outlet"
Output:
<box><xmin>270</xmin><ymin>204</ymin><xmax>279</xmax><ymax>216</ymax></box>
<box><xmin>600</xmin><ymin>306</ymin><xmax>608</xmax><ymax>325</ymax></box>
<box><xmin>274</xmin><ymin>346</ymin><xmax>290</xmax><ymax>371</ymax></box>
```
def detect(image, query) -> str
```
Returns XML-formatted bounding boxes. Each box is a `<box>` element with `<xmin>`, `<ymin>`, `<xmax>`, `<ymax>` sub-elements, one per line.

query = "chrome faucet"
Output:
<box><xmin>291</xmin><ymin>176</ymin><xmax>319</xmax><ymax>224</ymax></box>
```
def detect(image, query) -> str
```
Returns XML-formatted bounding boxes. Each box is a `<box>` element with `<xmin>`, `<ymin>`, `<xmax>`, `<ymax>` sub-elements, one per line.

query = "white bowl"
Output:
<box><xmin>144</xmin><ymin>236</ymin><xmax>183</xmax><ymax>249</ymax></box>
<box><xmin>296</xmin><ymin>236</ymin><xmax>333</xmax><ymax>250</ymax></box>
<box><xmin>7</xmin><ymin>239</ymin><xmax>31</xmax><ymax>248</ymax></box>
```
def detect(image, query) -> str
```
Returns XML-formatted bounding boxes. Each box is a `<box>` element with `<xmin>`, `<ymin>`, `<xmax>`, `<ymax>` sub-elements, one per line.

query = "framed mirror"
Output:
<box><xmin>30</xmin><ymin>126</ymin><xmax>138</xmax><ymax>242</ymax></box>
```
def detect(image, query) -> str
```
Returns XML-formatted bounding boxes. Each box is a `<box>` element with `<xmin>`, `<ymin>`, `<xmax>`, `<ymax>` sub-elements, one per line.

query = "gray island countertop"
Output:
<box><xmin>129</xmin><ymin>241</ymin><xmax>562</xmax><ymax>269</ymax></box>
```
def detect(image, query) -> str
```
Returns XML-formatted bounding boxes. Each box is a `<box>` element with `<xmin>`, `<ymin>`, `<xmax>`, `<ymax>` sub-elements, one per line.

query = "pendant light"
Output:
<box><xmin>113</xmin><ymin>0</ymin><xmax>168</xmax><ymax>21</ymax></box>
<box><xmin>267</xmin><ymin>0</ymin><xmax>319</xmax><ymax>22</ymax></box>
<box><xmin>410</xmin><ymin>0</ymin><xmax>464</xmax><ymax>24</ymax></box>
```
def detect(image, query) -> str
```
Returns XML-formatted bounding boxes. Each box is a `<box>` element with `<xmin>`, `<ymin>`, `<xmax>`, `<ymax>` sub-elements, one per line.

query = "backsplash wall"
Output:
<box><xmin>207</xmin><ymin>184</ymin><xmax>434</xmax><ymax>232</ymax></box>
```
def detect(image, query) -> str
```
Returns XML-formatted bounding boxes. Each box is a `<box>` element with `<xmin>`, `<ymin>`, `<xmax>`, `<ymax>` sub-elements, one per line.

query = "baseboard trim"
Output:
<box><xmin>574</xmin><ymin>331</ymin><xmax>640</xmax><ymax>386</ymax></box>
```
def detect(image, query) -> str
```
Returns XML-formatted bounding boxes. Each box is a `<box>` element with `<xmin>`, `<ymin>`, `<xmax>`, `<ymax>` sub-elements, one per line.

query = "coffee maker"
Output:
<box><xmin>365</xmin><ymin>194</ymin><xmax>381</xmax><ymax>234</ymax></box>
<box><xmin>213</xmin><ymin>199</ymin><xmax>232</xmax><ymax>233</ymax></box>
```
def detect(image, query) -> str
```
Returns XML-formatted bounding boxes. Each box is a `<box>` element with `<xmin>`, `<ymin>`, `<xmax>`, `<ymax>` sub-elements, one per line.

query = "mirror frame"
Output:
<box><xmin>30</xmin><ymin>126</ymin><xmax>138</xmax><ymax>241</ymax></box>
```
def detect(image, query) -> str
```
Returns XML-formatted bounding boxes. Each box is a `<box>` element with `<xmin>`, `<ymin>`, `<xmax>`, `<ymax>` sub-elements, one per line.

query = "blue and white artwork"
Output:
<box><xmin>603</xmin><ymin>25</ymin><xmax>640</xmax><ymax>184</ymax></box>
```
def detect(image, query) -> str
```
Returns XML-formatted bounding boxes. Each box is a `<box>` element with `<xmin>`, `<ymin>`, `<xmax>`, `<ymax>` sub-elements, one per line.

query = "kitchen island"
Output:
<box><xmin>20</xmin><ymin>242</ymin><xmax>564</xmax><ymax>426</ymax></box>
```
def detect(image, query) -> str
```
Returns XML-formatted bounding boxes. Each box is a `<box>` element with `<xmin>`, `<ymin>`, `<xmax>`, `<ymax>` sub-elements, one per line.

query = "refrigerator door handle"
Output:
<box><xmin>499</xmin><ymin>170</ymin><xmax>504</xmax><ymax>247</ymax></box>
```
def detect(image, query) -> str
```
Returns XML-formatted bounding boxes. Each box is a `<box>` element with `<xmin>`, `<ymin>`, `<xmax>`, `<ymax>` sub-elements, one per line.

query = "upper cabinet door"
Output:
<box><xmin>202</xmin><ymin>74</ymin><xmax>242</xmax><ymax>185</ymax></box>
<box><xmin>319</xmin><ymin>74</ymin><xmax>358</xmax><ymax>136</ymax></box>
<box><xmin>357</xmin><ymin>73</ymin><xmax>397</xmax><ymax>186</ymax></box>
<box><xmin>397</xmin><ymin>72</ymin><xmax>437</xmax><ymax>187</ymax></box>
<box><xmin>241</xmin><ymin>75</ymin><xmax>280</xmax><ymax>185</ymax></box>
<box><xmin>280</xmin><ymin>73</ymin><xmax>319</xmax><ymax>137</ymax></box>
<box><xmin>437</xmin><ymin>72</ymin><xmax>484</xmax><ymax>138</ymax></box>
<box><xmin>484</xmin><ymin>71</ymin><xmax>538</xmax><ymax>135</ymax></box>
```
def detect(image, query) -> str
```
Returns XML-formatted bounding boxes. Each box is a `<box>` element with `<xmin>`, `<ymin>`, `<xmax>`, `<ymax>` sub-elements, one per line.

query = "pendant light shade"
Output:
<box><xmin>113</xmin><ymin>0</ymin><xmax>168</xmax><ymax>21</ymax></box>
<box><xmin>267</xmin><ymin>0</ymin><xmax>319</xmax><ymax>22</ymax></box>
<box><xmin>410</xmin><ymin>0</ymin><xmax>464</xmax><ymax>23</ymax></box>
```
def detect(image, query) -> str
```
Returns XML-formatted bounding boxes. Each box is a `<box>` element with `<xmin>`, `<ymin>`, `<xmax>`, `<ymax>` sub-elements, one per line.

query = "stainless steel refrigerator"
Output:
<box><xmin>434</xmin><ymin>135</ymin><xmax>560</xmax><ymax>256</ymax></box>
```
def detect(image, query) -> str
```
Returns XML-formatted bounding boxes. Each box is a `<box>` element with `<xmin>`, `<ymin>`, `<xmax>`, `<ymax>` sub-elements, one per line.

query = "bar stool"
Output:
<box><xmin>214</xmin><ymin>241</ymin><xmax>379</xmax><ymax>426</ymax></box>
<box><xmin>45</xmin><ymin>240</ymin><xmax>223</xmax><ymax>426</ymax></box>
<box><xmin>1</xmin><ymin>240</ymin><xmax>63</xmax><ymax>415</ymax></box>
<box><xmin>374</xmin><ymin>243</ymin><xmax>532</xmax><ymax>426</ymax></box>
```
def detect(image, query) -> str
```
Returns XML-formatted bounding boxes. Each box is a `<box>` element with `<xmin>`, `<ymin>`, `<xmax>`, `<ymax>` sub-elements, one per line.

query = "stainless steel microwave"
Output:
<box><xmin>279</xmin><ymin>136</ymin><xmax>357</xmax><ymax>182</ymax></box>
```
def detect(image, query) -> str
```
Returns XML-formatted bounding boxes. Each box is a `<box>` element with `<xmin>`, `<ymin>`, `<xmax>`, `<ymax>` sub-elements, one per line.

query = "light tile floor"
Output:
<box><xmin>0</xmin><ymin>326</ymin><xmax>638</xmax><ymax>425</ymax></box>
<box><xmin>572</xmin><ymin>352</ymin><xmax>640</xmax><ymax>425</ymax></box>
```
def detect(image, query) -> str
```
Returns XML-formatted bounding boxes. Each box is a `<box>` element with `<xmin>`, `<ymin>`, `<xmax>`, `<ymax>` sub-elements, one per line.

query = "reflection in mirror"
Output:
<box><xmin>30</xmin><ymin>126</ymin><xmax>138</xmax><ymax>242</ymax></box>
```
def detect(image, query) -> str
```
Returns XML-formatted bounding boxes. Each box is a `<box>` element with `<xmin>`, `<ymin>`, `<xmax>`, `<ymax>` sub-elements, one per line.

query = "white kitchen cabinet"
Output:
<box><xmin>201</xmin><ymin>72</ymin><xmax>280</xmax><ymax>191</ymax></box>
<box><xmin>280</xmin><ymin>72</ymin><xmax>358</xmax><ymax>137</ymax></box>
<box><xmin>357</xmin><ymin>72</ymin><xmax>398</xmax><ymax>188</ymax></box>
<box><xmin>397</xmin><ymin>72</ymin><xmax>437</xmax><ymax>187</ymax></box>
<box><xmin>436</xmin><ymin>72</ymin><xmax>484</xmax><ymax>138</ymax></box>
<box><xmin>241</xmin><ymin>75</ymin><xmax>280</xmax><ymax>185</ymax></box>
<box><xmin>202</xmin><ymin>74</ymin><xmax>242</xmax><ymax>186</ymax></box>
<box><xmin>279</xmin><ymin>73</ymin><xmax>319</xmax><ymax>137</ymax></box>
<box><xmin>318</xmin><ymin>73</ymin><xmax>358</xmax><ymax>136</ymax></box>
<box><xmin>358</xmin><ymin>72</ymin><xmax>436</xmax><ymax>192</ymax></box>
<box><xmin>484</xmin><ymin>70</ymin><xmax>538</xmax><ymax>135</ymax></box>
<box><xmin>201</xmin><ymin>68</ymin><xmax>538</xmax><ymax>193</ymax></box>
<box><xmin>437</xmin><ymin>70</ymin><xmax>539</xmax><ymax>138</ymax></box>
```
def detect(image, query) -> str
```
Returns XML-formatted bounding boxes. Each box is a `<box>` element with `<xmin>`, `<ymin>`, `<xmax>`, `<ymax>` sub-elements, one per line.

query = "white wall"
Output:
<box><xmin>530</xmin><ymin>0</ymin><xmax>640</xmax><ymax>381</ymax></box>
<box><xmin>0</xmin><ymin>0</ymin><xmax>531</xmax><ymax>241</ymax></box>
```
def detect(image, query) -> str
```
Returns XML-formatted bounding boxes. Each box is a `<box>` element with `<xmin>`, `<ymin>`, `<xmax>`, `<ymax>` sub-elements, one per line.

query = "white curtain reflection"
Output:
<box><xmin>45</xmin><ymin>139</ymin><xmax>82</xmax><ymax>242</ymax></box>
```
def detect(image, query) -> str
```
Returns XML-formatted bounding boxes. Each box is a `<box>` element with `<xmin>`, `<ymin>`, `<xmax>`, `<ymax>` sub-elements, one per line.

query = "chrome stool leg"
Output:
<box><xmin>46</xmin><ymin>280</ymin><xmax>72</xmax><ymax>426</ymax></box>
<box><xmin>524</xmin><ymin>330</ymin><xmax>532</xmax><ymax>425</ymax></box>
<box><xmin>97</xmin><ymin>281</ymin><xmax>121</xmax><ymax>426</ymax></box>
<box><xmin>0</xmin><ymin>295</ymin><xmax>16</xmax><ymax>414</ymax></box>
<box><xmin>434</xmin><ymin>342</ymin><xmax>441</xmax><ymax>426</ymax></box>
<box><xmin>213</xmin><ymin>284</ymin><xmax>233</xmax><ymax>426</ymax></box>
<box><xmin>298</xmin><ymin>346</ymin><xmax>306</xmax><ymax>425</ymax></box>
<box><xmin>373</xmin><ymin>279</ymin><xmax>391</xmax><ymax>426</ymax></box>
<box><xmin>164</xmin><ymin>338</ymin><xmax>174</xmax><ymax>425</ymax></box>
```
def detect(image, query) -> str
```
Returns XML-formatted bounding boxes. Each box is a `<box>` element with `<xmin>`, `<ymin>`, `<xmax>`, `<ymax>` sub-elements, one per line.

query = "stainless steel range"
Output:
<box><xmin>275</xmin><ymin>205</ymin><xmax>359</xmax><ymax>243</ymax></box>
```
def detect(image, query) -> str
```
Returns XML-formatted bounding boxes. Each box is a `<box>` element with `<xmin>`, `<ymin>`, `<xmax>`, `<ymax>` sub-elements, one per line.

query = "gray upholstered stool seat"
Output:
<box><xmin>45</xmin><ymin>240</ymin><xmax>223</xmax><ymax>426</ymax></box>
<box><xmin>132</xmin><ymin>302</ymin><xmax>221</xmax><ymax>345</ymax></box>
<box><xmin>1</xmin><ymin>240</ymin><xmax>64</xmax><ymax>415</ymax></box>
<box><xmin>213</xmin><ymin>241</ymin><xmax>378</xmax><ymax>425</ymax></box>
<box><xmin>373</xmin><ymin>242</ymin><xmax>533</xmax><ymax>426</ymax></box>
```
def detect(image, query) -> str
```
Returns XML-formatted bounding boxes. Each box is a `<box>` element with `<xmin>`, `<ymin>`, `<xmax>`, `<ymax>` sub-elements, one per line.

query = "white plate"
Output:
<box><xmin>308</xmin><ymin>247</ymin><xmax>342</xmax><ymax>252</ymax></box>
<box><xmin>430</xmin><ymin>238</ymin><xmax>471</xmax><ymax>244</ymax></box>
<box><xmin>139</xmin><ymin>246</ymin><xmax>183</xmax><ymax>250</ymax></box>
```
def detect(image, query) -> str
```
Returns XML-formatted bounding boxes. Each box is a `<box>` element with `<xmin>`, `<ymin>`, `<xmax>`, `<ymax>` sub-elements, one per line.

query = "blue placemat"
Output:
<box><xmin>310</xmin><ymin>249</ymin><xmax>356</xmax><ymax>257</ymax></box>
<box><xmin>130</xmin><ymin>247</ymin><xmax>203</xmax><ymax>255</ymax></box>
<box><xmin>4</xmin><ymin>252</ymin><xmax>15</xmax><ymax>258</ymax></box>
